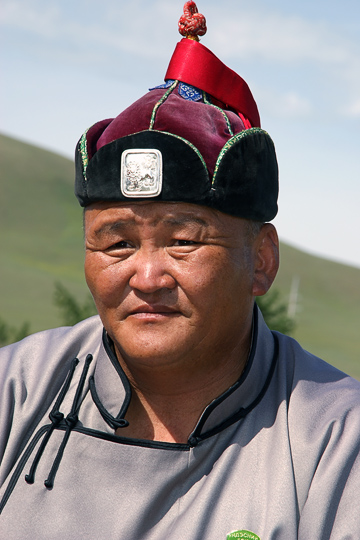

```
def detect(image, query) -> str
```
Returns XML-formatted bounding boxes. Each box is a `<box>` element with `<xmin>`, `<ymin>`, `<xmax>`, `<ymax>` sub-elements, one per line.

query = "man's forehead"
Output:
<box><xmin>86</xmin><ymin>201</ymin><xmax>217</xmax><ymax>224</ymax></box>
<box><xmin>84</xmin><ymin>200</ymin><xmax>247</xmax><ymax>237</ymax></box>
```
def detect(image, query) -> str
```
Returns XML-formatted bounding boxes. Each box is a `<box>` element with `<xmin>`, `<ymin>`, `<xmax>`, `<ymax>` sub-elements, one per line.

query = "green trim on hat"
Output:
<box><xmin>79</xmin><ymin>128</ymin><xmax>90</xmax><ymax>181</ymax></box>
<box><xmin>210</xmin><ymin>128</ymin><xmax>278</xmax><ymax>221</ymax></box>
<box><xmin>159</xmin><ymin>129</ymin><xmax>208</xmax><ymax>172</ymax></box>
<box><xmin>212</xmin><ymin>128</ymin><xmax>267</xmax><ymax>185</ymax></box>
<box><xmin>203</xmin><ymin>93</ymin><xmax>234</xmax><ymax>137</ymax></box>
<box><xmin>150</xmin><ymin>80</ymin><xmax>179</xmax><ymax>130</ymax></box>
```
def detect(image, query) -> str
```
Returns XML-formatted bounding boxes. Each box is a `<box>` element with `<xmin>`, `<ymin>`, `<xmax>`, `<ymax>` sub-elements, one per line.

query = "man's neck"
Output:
<box><xmin>114</xmin><ymin>334</ymin><xmax>251</xmax><ymax>443</ymax></box>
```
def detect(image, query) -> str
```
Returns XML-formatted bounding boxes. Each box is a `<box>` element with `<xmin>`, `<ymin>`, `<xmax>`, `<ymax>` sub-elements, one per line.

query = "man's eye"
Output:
<box><xmin>174</xmin><ymin>239</ymin><xmax>196</xmax><ymax>246</ymax></box>
<box><xmin>108</xmin><ymin>241</ymin><xmax>132</xmax><ymax>250</ymax></box>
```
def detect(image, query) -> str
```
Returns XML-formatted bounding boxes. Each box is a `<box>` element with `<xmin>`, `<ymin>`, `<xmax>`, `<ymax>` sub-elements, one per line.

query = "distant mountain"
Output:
<box><xmin>1</xmin><ymin>133</ymin><xmax>359</xmax><ymax>379</ymax></box>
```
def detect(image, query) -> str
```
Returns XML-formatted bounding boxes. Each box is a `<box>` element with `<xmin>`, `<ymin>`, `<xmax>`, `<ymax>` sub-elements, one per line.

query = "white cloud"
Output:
<box><xmin>0</xmin><ymin>0</ymin><xmax>61</xmax><ymax>38</ymax></box>
<box><xmin>3</xmin><ymin>0</ymin><xmax>356</xmax><ymax>123</ymax></box>
<box><xmin>2</xmin><ymin>1</ymin><xmax>359</xmax><ymax>77</ymax></box>
<box><xmin>343</xmin><ymin>99</ymin><xmax>360</xmax><ymax>118</ymax></box>
<box><xmin>0</xmin><ymin>0</ymin><xmax>179</xmax><ymax>61</ymax></box>
<box><xmin>206</xmin><ymin>8</ymin><xmax>346</xmax><ymax>63</ymax></box>
<box><xmin>254</xmin><ymin>86</ymin><xmax>313</xmax><ymax>119</ymax></box>
<box><xmin>200</xmin><ymin>4</ymin><xmax>360</xmax><ymax>120</ymax></box>
<box><xmin>1</xmin><ymin>1</ymin><xmax>359</xmax><ymax>119</ymax></box>
<box><xmin>279</xmin><ymin>92</ymin><xmax>312</xmax><ymax>117</ymax></box>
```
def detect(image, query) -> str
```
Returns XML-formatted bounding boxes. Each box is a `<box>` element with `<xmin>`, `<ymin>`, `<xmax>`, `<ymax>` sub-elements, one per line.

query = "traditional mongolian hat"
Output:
<box><xmin>75</xmin><ymin>1</ymin><xmax>278</xmax><ymax>221</ymax></box>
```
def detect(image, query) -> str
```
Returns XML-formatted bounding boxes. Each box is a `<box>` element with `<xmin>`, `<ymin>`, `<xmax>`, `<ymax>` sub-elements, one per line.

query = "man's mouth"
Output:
<box><xmin>127</xmin><ymin>305</ymin><xmax>180</xmax><ymax>319</ymax></box>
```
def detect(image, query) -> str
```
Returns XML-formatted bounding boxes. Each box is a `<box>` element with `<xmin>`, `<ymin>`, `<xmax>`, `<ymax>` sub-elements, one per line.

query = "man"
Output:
<box><xmin>1</xmin><ymin>3</ymin><xmax>359</xmax><ymax>539</ymax></box>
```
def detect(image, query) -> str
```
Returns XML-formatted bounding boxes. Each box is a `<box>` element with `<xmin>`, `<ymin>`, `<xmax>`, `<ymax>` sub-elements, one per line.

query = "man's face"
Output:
<box><xmin>84</xmin><ymin>201</ymin><xmax>264</xmax><ymax>371</ymax></box>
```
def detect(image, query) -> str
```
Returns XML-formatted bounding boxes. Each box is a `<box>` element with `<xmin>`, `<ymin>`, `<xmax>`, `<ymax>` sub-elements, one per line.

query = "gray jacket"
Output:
<box><xmin>1</xmin><ymin>308</ymin><xmax>359</xmax><ymax>539</ymax></box>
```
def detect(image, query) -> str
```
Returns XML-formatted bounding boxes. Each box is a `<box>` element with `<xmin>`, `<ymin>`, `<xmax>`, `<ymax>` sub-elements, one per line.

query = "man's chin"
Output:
<box><xmin>113</xmin><ymin>331</ymin><xmax>193</xmax><ymax>368</ymax></box>
<box><xmin>115</xmin><ymin>345</ymin><xmax>186</xmax><ymax>369</ymax></box>
<box><xmin>106</xmin><ymin>314</ymin><xmax>198</xmax><ymax>366</ymax></box>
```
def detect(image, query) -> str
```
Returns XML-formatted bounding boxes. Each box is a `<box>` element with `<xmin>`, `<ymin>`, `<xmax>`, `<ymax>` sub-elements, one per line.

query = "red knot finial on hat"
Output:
<box><xmin>178</xmin><ymin>1</ymin><xmax>207</xmax><ymax>41</ymax></box>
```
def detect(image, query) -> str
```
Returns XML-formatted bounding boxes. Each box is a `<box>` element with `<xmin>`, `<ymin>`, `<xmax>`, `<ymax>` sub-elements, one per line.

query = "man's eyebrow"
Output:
<box><xmin>94</xmin><ymin>220</ymin><xmax>135</xmax><ymax>237</ymax></box>
<box><xmin>162</xmin><ymin>216</ymin><xmax>209</xmax><ymax>227</ymax></box>
<box><xmin>93</xmin><ymin>215</ymin><xmax>209</xmax><ymax>236</ymax></box>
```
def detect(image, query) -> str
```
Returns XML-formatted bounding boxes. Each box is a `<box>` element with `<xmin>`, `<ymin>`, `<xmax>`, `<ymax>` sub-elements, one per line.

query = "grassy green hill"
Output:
<box><xmin>0</xmin><ymin>133</ymin><xmax>87</xmax><ymax>331</ymax></box>
<box><xmin>1</xmin><ymin>133</ymin><xmax>359</xmax><ymax>379</ymax></box>
<box><xmin>273</xmin><ymin>244</ymin><xmax>360</xmax><ymax>378</ymax></box>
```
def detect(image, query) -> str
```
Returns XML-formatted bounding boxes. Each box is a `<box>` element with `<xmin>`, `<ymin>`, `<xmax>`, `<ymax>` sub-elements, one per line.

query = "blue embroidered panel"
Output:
<box><xmin>178</xmin><ymin>82</ymin><xmax>202</xmax><ymax>101</ymax></box>
<box><xmin>149</xmin><ymin>80</ymin><xmax>175</xmax><ymax>90</ymax></box>
<box><xmin>150</xmin><ymin>80</ymin><xmax>203</xmax><ymax>102</ymax></box>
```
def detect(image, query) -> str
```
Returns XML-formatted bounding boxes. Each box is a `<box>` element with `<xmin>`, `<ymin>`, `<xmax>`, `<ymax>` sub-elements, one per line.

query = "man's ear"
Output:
<box><xmin>252</xmin><ymin>224</ymin><xmax>279</xmax><ymax>297</ymax></box>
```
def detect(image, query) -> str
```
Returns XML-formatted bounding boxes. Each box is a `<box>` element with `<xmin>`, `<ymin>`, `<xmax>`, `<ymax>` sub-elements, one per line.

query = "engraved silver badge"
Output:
<box><xmin>121</xmin><ymin>149</ymin><xmax>163</xmax><ymax>197</ymax></box>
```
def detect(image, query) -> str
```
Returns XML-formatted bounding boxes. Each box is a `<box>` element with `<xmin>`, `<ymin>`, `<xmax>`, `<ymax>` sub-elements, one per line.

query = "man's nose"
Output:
<box><xmin>128</xmin><ymin>248</ymin><xmax>176</xmax><ymax>293</ymax></box>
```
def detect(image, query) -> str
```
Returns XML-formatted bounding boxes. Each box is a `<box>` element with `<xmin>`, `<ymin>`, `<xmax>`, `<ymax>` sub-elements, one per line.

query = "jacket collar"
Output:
<box><xmin>91</xmin><ymin>305</ymin><xmax>277</xmax><ymax>439</ymax></box>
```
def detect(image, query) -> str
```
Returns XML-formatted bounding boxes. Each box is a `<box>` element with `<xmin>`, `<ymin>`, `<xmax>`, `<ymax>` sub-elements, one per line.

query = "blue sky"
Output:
<box><xmin>1</xmin><ymin>0</ymin><xmax>360</xmax><ymax>267</ymax></box>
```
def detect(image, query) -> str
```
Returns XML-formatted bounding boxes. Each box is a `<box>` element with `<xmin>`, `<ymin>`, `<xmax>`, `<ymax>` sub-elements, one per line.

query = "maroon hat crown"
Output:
<box><xmin>75</xmin><ymin>2</ymin><xmax>278</xmax><ymax>221</ymax></box>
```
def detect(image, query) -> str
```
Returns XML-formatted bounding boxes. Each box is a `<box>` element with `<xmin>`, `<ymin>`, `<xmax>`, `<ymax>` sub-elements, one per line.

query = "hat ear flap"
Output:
<box><xmin>210</xmin><ymin>129</ymin><xmax>278</xmax><ymax>221</ymax></box>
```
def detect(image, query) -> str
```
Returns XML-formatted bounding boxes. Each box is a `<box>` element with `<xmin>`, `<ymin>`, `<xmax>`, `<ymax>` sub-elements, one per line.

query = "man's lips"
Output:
<box><xmin>126</xmin><ymin>305</ymin><xmax>180</xmax><ymax>318</ymax></box>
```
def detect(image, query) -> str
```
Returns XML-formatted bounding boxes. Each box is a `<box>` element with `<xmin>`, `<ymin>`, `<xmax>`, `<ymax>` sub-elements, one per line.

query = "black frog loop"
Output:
<box><xmin>25</xmin><ymin>354</ymin><xmax>93</xmax><ymax>490</ymax></box>
<box><xmin>89</xmin><ymin>376</ymin><xmax>129</xmax><ymax>430</ymax></box>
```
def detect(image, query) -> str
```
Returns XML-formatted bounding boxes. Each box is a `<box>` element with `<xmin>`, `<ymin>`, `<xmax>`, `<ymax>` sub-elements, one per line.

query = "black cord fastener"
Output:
<box><xmin>89</xmin><ymin>376</ymin><xmax>129</xmax><ymax>430</ymax></box>
<box><xmin>25</xmin><ymin>354</ymin><xmax>93</xmax><ymax>490</ymax></box>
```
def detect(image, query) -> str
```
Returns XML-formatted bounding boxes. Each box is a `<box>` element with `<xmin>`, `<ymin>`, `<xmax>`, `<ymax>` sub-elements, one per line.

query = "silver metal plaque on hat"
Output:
<box><xmin>121</xmin><ymin>149</ymin><xmax>163</xmax><ymax>197</ymax></box>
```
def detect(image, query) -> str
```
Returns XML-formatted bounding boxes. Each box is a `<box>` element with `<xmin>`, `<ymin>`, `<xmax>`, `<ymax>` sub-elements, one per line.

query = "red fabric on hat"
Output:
<box><xmin>165</xmin><ymin>39</ymin><xmax>260</xmax><ymax>128</ymax></box>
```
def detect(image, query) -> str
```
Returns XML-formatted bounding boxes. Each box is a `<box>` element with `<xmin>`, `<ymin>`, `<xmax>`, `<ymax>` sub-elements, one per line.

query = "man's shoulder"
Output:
<box><xmin>0</xmin><ymin>316</ymin><xmax>103</xmax><ymax>378</ymax></box>
<box><xmin>275</xmin><ymin>330</ymin><xmax>358</xmax><ymax>381</ymax></box>
<box><xmin>254</xmin><ymin>311</ymin><xmax>360</xmax><ymax>413</ymax></box>
<box><xmin>273</xmin><ymin>330</ymin><xmax>360</xmax><ymax>423</ymax></box>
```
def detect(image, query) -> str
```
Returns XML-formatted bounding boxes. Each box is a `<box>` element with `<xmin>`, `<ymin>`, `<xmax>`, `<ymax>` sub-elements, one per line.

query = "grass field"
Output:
<box><xmin>274</xmin><ymin>243</ymin><xmax>360</xmax><ymax>378</ymax></box>
<box><xmin>0</xmin><ymin>133</ymin><xmax>87</xmax><ymax>330</ymax></box>
<box><xmin>1</xmin><ymin>133</ymin><xmax>359</xmax><ymax>378</ymax></box>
